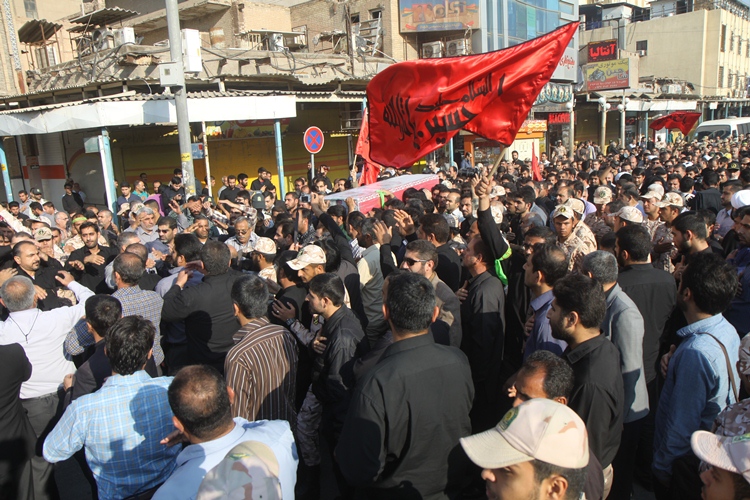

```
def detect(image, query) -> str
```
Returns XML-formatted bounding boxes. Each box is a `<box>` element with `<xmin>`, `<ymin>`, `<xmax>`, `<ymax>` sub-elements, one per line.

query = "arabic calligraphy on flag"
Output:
<box><xmin>648</xmin><ymin>111</ymin><xmax>702</xmax><ymax>135</ymax></box>
<box><xmin>366</xmin><ymin>22</ymin><xmax>579</xmax><ymax>168</ymax></box>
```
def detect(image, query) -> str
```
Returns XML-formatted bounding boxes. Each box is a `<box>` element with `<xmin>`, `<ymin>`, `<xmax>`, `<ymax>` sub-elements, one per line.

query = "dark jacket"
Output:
<box><xmin>15</xmin><ymin>259</ymin><xmax>63</xmax><ymax>311</ymax></box>
<box><xmin>692</xmin><ymin>187</ymin><xmax>722</xmax><ymax>214</ymax></box>
<box><xmin>312</xmin><ymin>305</ymin><xmax>368</xmax><ymax>435</ymax></box>
<box><xmin>436</xmin><ymin>243</ymin><xmax>462</xmax><ymax>292</ymax></box>
<box><xmin>565</xmin><ymin>335</ymin><xmax>625</xmax><ymax>468</ymax></box>
<box><xmin>161</xmin><ymin>269</ymin><xmax>243</xmax><ymax>371</ymax></box>
<box><xmin>337</xmin><ymin>334</ymin><xmax>474</xmax><ymax>500</ymax></box>
<box><xmin>66</xmin><ymin>245</ymin><xmax>119</xmax><ymax>294</ymax></box>
<box><xmin>71</xmin><ymin>340</ymin><xmax>111</xmax><ymax>401</ymax></box>
<box><xmin>62</xmin><ymin>193</ymin><xmax>84</xmax><ymax>214</ymax></box>
<box><xmin>618</xmin><ymin>263</ymin><xmax>676</xmax><ymax>383</ymax></box>
<box><xmin>429</xmin><ymin>274</ymin><xmax>462</xmax><ymax>348</ymax></box>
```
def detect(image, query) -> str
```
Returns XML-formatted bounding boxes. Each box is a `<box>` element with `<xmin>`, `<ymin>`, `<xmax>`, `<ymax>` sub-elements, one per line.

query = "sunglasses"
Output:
<box><xmin>403</xmin><ymin>257</ymin><xmax>429</xmax><ymax>267</ymax></box>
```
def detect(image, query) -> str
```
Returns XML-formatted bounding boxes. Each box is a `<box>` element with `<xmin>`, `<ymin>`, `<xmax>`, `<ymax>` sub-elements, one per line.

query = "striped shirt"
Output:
<box><xmin>225</xmin><ymin>317</ymin><xmax>298</xmax><ymax>431</ymax></box>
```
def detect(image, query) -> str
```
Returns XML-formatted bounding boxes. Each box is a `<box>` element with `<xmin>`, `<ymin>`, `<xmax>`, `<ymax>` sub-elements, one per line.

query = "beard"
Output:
<box><xmin>550</xmin><ymin>316</ymin><xmax>574</xmax><ymax>344</ymax></box>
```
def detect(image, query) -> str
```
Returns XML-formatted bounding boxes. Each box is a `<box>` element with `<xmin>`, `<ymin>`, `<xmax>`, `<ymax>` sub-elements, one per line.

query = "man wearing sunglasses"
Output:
<box><xmin>399</xmin><ymin>240</ymin><xmax>462</xmax><ymax>348</ymax></box>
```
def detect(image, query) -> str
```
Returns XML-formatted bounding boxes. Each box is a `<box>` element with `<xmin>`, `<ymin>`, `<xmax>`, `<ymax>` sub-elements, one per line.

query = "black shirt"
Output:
<box><xmin>15</xmin><ymin>259</ymin><xmax>63</xmax><ymax>311</ymax></box>
<box><xmin>618</xmin><ymin>263</ymin><xmax>676</xmax><ymax>383</ymax></box>
<box><xmin>250</xmin><ymin>178</ymin><xmax>274</xmax><ymax>191</ymax></box>
<box><xmin>436</xmin><ymin>242</ymin><xmax>461</xmax><ymax>292</ymax></box>
<box><xmin>161</xmin><ymin>269</ymin><xmax>243</xmax><ymax>372</ymax></box>
<box><xmin>565</xmin><ymin>334</ymin><xmax>625</xmax><ymax>468</ymax></box>
<box><xmin>66</xmin><ymin>245</ymin><xmax>119</xmax><ymax>294</ymax></box>
<box><xmin>61</xmin><ymin>193</ymin><xmax>84</xmax><ymax>214</ymax></box>
<box><xmin>337</xmin><ymin>334</ymin><xmax>474</xmax><ymax>499</ymax></box>
<box><xmin>218</xmin><ymin>186</ymin><xmax>242</xmax><ymax>203</ymax></box>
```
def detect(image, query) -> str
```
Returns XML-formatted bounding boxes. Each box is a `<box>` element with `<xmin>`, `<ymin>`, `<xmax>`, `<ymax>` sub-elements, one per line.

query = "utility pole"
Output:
<box><xmin>165</xmin><ymin>0</ymin><xmax>196</xmax><ymax>196</ymax></box>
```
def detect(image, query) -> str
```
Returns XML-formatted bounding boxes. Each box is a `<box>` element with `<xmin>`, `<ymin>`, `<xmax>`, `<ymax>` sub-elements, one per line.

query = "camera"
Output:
<box><xmin>300</xmin><ymin>194</ymin><xmax>312</xmax><ymax>203</ymax></box>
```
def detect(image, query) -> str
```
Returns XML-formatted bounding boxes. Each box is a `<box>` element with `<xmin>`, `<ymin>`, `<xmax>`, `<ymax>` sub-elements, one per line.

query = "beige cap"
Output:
<box><xmin>552</xmin><ymin>204</ymin><xmax>576</xmax><ymax>220</ymax></box>
<box><xmin>565</xmin><ymin>198</ymin><xmax>585</xmax><ymax>216</ymax></box>
<box><xmin>593</xmin><ymin>187</ymin><xmax>613</xmax><ymax>205</ymax></box>
<box><xmin>196</xmin><ymin>441</ymin><xmax>282</xmax><ymax>500</ymax></box>
<box><xmin>739</xmin><ymin>334</ymin><xmax>750</xmax><ymax>376</ymax></box>
<box><xmin>641</xmin><ymin>184</ymin><xmax>665</xmax><ymax>200</ymax></box>
<box><xmin>460</xmin><ymin>399</ymin><xmax>589</xmax><ymax>470</ymax></box>
<box><xmin>117</xmin><ymin>203</ymin><xmax>130</xmax><ymax>216</ymax></box>
<box><xmin>287</xmin><ymin>245</ymin><xmax>326</xmax><ymax>270</ymax></box>
<box><xmin>34</xmin><ymin>227</ymin><xmax>53</xmax><ymax>241</ymax></box>
<box><xmin>692</xmin><ymin>431</ymin><xmax>750</xmax><ymax>485</ymax></box>
<box><xmin>490</xmin><ymin>186</ymin><xmax>506</xmax><ymax>198</ymax></box>
<box><xmin>610</xmin><ymin>206</ymin><xmax>644</xmax><ymax>223</ymax></box>
<box><xmin>253</xmin><ymin>237</ymin><xmax>277</xmax><ymax>255</ymax></box>
<box><xmin>657</xmin><ymin>192</ymin><xmax>685</xmax><ymax>208</ymax></box>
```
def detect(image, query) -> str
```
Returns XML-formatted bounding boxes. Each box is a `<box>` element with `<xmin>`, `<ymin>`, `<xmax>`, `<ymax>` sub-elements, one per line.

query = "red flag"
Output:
<box><xmin>648</xmin><ymin>111</ymin><xmax>702</xmax><ymax>135</ymax></box>
<box><xmin>355</xmin><ymin>107</ymin><xmax>382</xmax><ymax>185</ymax></box>
<box><xmin>531</xmin><ymin>143</ymin><xmax>542</xmax><ymax>181</ymax></box>
<box><xmin>366</xmin><ymin>22</ymin><xmax>578</xmax><ymax>168</ymax></box>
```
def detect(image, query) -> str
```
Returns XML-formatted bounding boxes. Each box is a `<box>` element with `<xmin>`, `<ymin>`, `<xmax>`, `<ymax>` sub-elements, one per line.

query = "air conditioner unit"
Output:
<box><xmin>638</xmin><ymin>49</ymin><xmax>646</xmax><ymax>56</ymax></box>
<box><xmin>91</xmin><ymin>28</ymin><xmax>114</xmax><ymax>52</ymax></box>
<box><xmin>446</xmin><ymin>39</ymin><xmax>469</xmax><ymax>56</ymax></box>
<box><xmin>113</xmin><ymin>27</ymin><xmax>136</xmax><ymax>47</ymax></box>
<box><xmin>269</xmin><ymin>33</ymin><xmax>286</xmax><ymax>52</ymax></box>
<box><xmin>421</xmin><ymin>41</ymin><xmax>443</xmax><ymax>59</ymax></box>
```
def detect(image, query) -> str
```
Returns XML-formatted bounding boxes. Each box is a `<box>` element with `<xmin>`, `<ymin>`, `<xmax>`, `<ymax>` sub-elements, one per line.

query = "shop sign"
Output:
<box><xmin>585</xmin><ymin>58</ymin><xmax>630</xmax><ymax>91</ymax></box>
<box><xmin>517</xmin><ymin>120</ymin><xmax>548</xmax><ymax>134</ymax></box>
<box><xmin>548</xmin><ymin>113</ymin><xmax>570</xmax><ymax>124</ymax></box>
<box><xmin>205</xmin><ymin>119</ymin><xmax>290</xmax><ymax>139</ymax></box>
<box><xmin>588</xmin><ymin>39</ymin><xmax>618</xmax><ymax>62</ymax></box>
<box><xmin>534</xmin><ymin>82</ymin><xmax>573</xmax><ymax>105</ymax></box>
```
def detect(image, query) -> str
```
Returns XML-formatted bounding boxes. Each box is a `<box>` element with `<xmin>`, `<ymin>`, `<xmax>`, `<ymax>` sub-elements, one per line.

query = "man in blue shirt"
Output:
<box><xmin>522</xmin><ymin>243</ymin><xmax>568</xmax><ymax>360</ymax></box>
<box><xmin>653</xmin><ymin>252</ymin><xmax>741</xmax><ymax>498</ymax></box>
<box><xmin>153</xmin><ymin>365</ymin><xmax>297</xmax><ymax>500</ymax></box>
<box><xmin>43</xmin><ymin>316</ymin><xmax>179</xmax><ymax>500</ymax></box>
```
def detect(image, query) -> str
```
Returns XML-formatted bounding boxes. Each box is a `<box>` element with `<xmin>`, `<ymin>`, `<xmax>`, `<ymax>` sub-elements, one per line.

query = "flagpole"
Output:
<box><xmin>487</xmin><ymin>146</ymin><xmax>507</xmax><ymax>179</ymax></box>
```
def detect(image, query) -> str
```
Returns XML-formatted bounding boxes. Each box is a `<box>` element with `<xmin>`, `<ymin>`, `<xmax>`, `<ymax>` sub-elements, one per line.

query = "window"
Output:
<box><xmin>719</xmin><ymin>66</ymin><xmax>725</xmax><ymax>88</ymax></box>
<box><xmin>559</xmin><ymin>2</ymin><xmax>574</xmax><ymax>14</ymax></box>
<box><xmin>370</xmin><ymin>9</ymin><xmax>382</xmax><ymax>19</ymax></box>
<box><xmin>731</xmin><ymin>32</ymin><xmax>735</xmax><ymax>51</ymax></box>
<box><xmin>350</xmin><ymin>13</ymin><xmax>360</xmax><ymax>24</ymax></box>
<box><xmin>636</xmin><ymin>40</ymin><xmax>647</xmax><ymax>55</ymax></box>
<box><xmin>721</xmin><ymin>24</ymin><xmax>727</xmax><ymax>52</ymax></box>
<box><xmin>24</xmin><ymin>0</ymin><xmax>37</xmax><ymax>18</ymax></box>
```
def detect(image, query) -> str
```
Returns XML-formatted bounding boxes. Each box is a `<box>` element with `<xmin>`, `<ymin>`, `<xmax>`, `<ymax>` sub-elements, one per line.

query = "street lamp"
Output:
<box><xmin>617</xmin><ymin>96</ymin><xmax>630</xmax><ymax>149</ymax></box>
<box><xmin>565</xmin><ymin>98</ymin><xmax>575</xmax><ymax>157</ymax></box>
<box><xmin>598</xmin><ymin>96</ymin><xmax>611</xmax><ymax>150</ymax></box>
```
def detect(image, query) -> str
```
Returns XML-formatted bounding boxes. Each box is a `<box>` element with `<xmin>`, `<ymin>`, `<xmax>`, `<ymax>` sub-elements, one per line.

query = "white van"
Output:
<box><xmin>693</xmin><ymin>117</ymin><xmax>750</xmax><ymax>141</ymax></box>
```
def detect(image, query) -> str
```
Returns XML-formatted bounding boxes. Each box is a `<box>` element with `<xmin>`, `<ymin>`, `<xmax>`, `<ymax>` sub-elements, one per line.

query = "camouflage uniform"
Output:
<box><xmin>559</xmin><ymin>221</ymin><xmax>598</xmax><ymax>271</ymax></box>
<box><xmin>651</xmin><ymin>223</ymin><xmax>676</xmax><ymax>274</ymax></box>
<box><xmin>584</xmin><ymin>213</ymin><xmax>612</xmax><ymax>242</ymax></box>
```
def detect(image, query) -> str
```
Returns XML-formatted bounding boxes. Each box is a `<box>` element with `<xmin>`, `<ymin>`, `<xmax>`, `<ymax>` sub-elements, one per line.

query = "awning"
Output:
<box><xmin>18</xmin><ymin>19</ymin><xmax>62</xmax><ymax>45</ymax></box>
<box><xmin>69</xmin><ymin>7</ymin><xmax>139</xmax><ymax>27</ymax></box>
<box><xmin>623</xmin><ymin>100</ymin><xmax>698</xmax><ymax>112</ymax></box>
<box><xmin>0</xmin><ymin>92</ymin><xmax>297</xmax><ymax>136</ymax></box>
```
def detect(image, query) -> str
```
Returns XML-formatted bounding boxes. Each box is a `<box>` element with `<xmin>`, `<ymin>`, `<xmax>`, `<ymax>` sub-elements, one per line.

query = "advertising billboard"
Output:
<box><xmin>587</xmin><ymin>39</ymin><xmax>618</xmax><ymax>62</ymax></box>
<box><xmin>399</xmin><ymin>0</ymin><xmax>480</xmax><ymax>33</ymax></box>
<box><xmin>585</xmin><ymin>58</ymin><xmax>630</xmax><ymax>91</ymax></box>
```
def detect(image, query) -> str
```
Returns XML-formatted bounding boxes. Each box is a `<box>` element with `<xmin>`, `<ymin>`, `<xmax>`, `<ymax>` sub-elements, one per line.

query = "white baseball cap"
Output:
<box><xmin>692</xmin><ymin>431</ymin><xmax>750</xmax><ymax>485</ymax></box>
<box><xmin>460</xmin><ymin>399</ymin><xmax>590</xmax><ymax>470</ymax></box>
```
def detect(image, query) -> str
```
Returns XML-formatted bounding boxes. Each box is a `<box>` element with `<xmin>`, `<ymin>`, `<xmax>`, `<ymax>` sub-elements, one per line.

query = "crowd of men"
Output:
<box><xmin>2</xmin><ymin>136</ymin><xmax>750</xmax><ymax>500</ymax></box>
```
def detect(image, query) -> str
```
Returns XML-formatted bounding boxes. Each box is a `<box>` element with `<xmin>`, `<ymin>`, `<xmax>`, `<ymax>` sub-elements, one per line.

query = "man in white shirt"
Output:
<box><xmin>0</xmin><ymin>271</ymin><xmax>93</xmax><ymax>500</ymax></box>
<box><xmin>154</xmin><ymin>364</ymin><xmax>297</xmax><ymax>500</ymax></box>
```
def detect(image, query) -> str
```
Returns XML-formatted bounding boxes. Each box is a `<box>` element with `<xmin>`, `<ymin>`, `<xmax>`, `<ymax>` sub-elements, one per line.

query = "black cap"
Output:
<box><xmin>30</xmin><ymin>187</ymin><xmax>42</xmax><ymax>195</ymax></box>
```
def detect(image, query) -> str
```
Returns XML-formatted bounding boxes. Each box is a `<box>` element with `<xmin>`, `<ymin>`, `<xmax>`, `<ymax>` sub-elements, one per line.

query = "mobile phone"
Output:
<box><xmin>300</xmin><ymin>194</ymin><xmax>312</xmax><ymax>203</ymax></box>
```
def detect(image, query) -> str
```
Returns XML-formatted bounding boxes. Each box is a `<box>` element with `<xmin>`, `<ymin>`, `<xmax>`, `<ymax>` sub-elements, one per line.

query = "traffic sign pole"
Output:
<box><xmin>304</xmin><ymin>126</ymin><xmax>324</xmax><ymax>182</ymax></box>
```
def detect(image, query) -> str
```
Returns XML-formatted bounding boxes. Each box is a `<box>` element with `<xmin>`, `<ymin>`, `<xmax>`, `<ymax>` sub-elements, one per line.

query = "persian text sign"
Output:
<box><xmin>585</xmin><ymin>58</ymin><xmax>630</xmax><ymax>91</ymax></box>
<box><xmin>588</xmin><ymin>39</ymin><xmax>618</xmax><ymax>62</ymax></box>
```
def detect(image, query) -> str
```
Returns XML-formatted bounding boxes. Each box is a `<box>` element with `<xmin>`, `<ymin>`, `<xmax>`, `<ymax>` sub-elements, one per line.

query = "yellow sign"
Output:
<box><xmin>585</xmin><ymin>58</ymin><xmax>630</xmax><ymax>91</ymax></box>
<box><xmin>517</xmin><ymin>120</ymin><xmax>548</xmax><ymax>134</ymax></box>
<box><xmin>180</xmin><ymin>153</ymin><xmax>191</xmax><ymax>161</ymax></box>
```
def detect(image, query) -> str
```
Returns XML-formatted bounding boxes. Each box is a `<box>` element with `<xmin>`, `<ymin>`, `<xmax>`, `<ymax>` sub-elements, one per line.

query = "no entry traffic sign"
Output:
<box><xmin>304</xmin><ymin>126</ymin><xmax>325</xmax><ymax>154</ymax></box>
